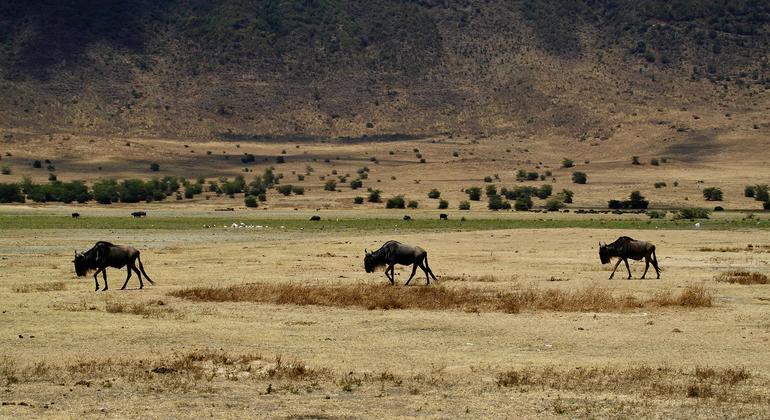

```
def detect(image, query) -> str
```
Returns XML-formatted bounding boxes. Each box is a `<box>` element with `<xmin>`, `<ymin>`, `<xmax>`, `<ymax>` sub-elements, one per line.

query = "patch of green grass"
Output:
<box><xmin>1</xmin><ymin>214</ymin><xmax>769</xmax><ymax>232</ymax></box>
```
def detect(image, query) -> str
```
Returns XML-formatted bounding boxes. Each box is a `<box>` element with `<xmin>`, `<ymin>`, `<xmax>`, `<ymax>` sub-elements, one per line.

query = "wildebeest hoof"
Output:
<box><xmin>102</xmin><ymin>288</ymin><xmax>108</xmax><ymax>291</ymax></box>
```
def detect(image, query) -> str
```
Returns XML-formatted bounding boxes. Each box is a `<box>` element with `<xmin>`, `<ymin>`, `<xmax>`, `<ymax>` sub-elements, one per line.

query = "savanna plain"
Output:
<box><xmin>2</xmin><ymin>211</ymin><xmax>770</xmax><ymax>418</ymax></box>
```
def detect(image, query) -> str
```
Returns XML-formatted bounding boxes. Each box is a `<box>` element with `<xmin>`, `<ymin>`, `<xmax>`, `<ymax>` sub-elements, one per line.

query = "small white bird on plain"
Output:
<box><xmin>694</xmin><ymin>222</ymin><xmax>701</xmax><ymax>229</ymax></box>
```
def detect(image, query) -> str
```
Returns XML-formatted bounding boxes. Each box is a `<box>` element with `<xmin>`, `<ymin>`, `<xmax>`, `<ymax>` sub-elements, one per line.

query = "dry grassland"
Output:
<box><xmin>2</xmin><ymin>220</ymin><xmax>770</xmax><ymax>417</ymax></box>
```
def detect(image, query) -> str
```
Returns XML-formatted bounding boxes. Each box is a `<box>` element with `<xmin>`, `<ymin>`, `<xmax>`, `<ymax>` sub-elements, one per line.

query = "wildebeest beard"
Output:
<box><xmin>363</xmin><ymin>252</ymin><xmax>385</xmax><ymax>273</ymax></box>
<box><xmin>599</xmin><ymin>246</ymin><xmax>611</xmax><ymax>264</ymax></box>
<box><xmin>73</xmin><ymin>254</ymin><xmax>93</xmax><ymax>276</ymax></box>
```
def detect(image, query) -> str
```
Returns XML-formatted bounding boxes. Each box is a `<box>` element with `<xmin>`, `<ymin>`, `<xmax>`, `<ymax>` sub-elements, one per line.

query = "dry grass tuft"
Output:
<box><xmin>105</xmin><ymin>299</ymin><xmax>179</xmax><ymax>318</ymax></box>
<box><xmin>698</xmin><ymin>244</ymin><xmax>770</xmax><ymax>253</ymax></box>
<box><xmin>13</xmin><ymin>281</ymin><xmax>66</xmax><ymax>293</ymax></box>
<box><xmin>170</xmin><ymin>283</ymin><xmax>712</xmax><ymax>313</ymax></box>
<box><xmin>715</xmin><ymin>271</ymin><xmax>770</xmax><ymax>285</ymax></box>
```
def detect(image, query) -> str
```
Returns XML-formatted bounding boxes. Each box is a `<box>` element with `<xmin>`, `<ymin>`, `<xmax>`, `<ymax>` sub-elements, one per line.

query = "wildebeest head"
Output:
<box><xmin>363</xmin><ymin>249</ymin><xmax>378</xmax><ymax>273</ymax></box>
<box><xmin>73</xmin><ymin>251</ymin><xmax>91</xmax><ymax>276</ymax></box>
<box><xmin>598</xmin><ymin>242</ymin><xmax>611</xmax><ymax>264</ymax></box>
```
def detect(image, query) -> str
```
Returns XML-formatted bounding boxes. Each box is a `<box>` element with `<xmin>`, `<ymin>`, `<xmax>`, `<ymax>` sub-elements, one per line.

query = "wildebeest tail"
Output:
<box><xmin>424</xmin><ymin>254</ymin><xmax>438</xmax><ymax>281</ymax></box>
<box><xmin>138</xmin><ymin>255</ymin><xmax>155</xmax><ymax>284</ymax></box>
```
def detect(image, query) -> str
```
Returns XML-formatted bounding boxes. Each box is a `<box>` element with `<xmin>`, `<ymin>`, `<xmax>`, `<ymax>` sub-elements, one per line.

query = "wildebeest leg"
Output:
<box><xmin>121</xmin><ymin>265</ymin><xmax>133</xmax><ymax>290</ymax></box>
<box><xmin>624</xmin><ymin>258</ymin><xmax>632</xmax><ymax>279</ymax></box>
<box><xmin>385</xmin><ymin>264</ymin><xmax>395</xmax><ymax>285</ymax></box>
<box><xmin>423</xmin><ymin>255</ymin><xmax>438</xmax><ymax>282</ymax></box>
<box><xmin>652</xmin><ymin>248</ymin><xmax>661</xmax><ymax>279</ymax></box>
<box><xmin>609</xmin><ymin>259</ymin><xmax>622</xmax><ymax>279</ymax></box>
<box><xmin>93</xmin><ymin>268</ymin><xmax>102</xmax><ymax>291</ymax></box>
<box><xmin>641</xmin><ymin>256</ymin><xmax>650</xmax><ymax>279</ymax></box>
<box><xmin>101</xmin><ymin>269</ymin><xmax>108</xmax><ymax>291</ymax></box>
<box><xmin>404</xmin><ymin>263</ymin><xmax>419</xmax><ymax>286</ymax></box>
<box><xmin>134</xmin><ymin>266</ymin><xmax>145</xmax><ymax>289</ymax></box>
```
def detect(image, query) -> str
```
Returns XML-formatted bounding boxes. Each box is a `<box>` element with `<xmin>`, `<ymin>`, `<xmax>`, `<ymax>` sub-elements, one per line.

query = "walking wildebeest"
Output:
<box><xmin>403</xmin><ymin>215</ymin><xmax>411</xmax><ymax>221</ymax></box>
<box><xmin>439</xmin><ymin>213</ymin><xmax>448</xmax><ymax>220</ymax></box>
<box><xmin>71</xmin><ymin>212</ymin><xmax>80</xmax><ymax>218</ymax></box>
<box><xmin>599</xmin><ymin>236</ymin><xmax>660</xmax><ymax>279</ymax></box>
<box><xmin>310</xmin><ymin>215</ymin><xmax>321</xmax><ymax>221</ymax></box>
<box><xmin>364</xmin><ymin>240</ymin><xmax>437</xmax><ymax>285</ymax></box>
<box><xmin>73</xmin><ymin>241</ymin><xmax>154</xmax><ymax>291</ymax></box>
<box><xmin>131</xmin><ymin>211</ymin><xmax>146</xmax><ymax>218</ymax></box>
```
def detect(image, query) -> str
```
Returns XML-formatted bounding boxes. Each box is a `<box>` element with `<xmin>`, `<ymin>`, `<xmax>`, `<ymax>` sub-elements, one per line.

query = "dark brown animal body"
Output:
<box><xmin>73</xmin><ymin>241</ymin><xmax>154</xmax><ymax>291</ymax></box>
<box><xmin>364</xmin><ymin>240</ymin><xmax>437</xmax><ymax>285</ymax></box>
<box><xmin>599</xmin><ymin>236</ymin><xmax>660</xmax><ymax>279</ymax></box>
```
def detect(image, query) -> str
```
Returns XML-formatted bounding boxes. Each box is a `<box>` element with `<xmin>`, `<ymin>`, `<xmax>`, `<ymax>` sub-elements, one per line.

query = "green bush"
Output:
<box><xmin>1</xmin><ymin>166</ymin><xmax>11</xmax><ymax>175</ymax></box>
<box><xmin>764</xmin><ymin>201</ymin><xmax>770</xmax><ymax>211</ymax></box>
<box><xmin>428</xmin><ymin>189</ymin><xmax>440</xmax><ymax>199</ymax></box>
<box><xmin>702</xmin><ymin>187</ymin><xmax>723</xmax><ymax>201</ymax></box>
<box><xmin>466</xmin><ymin>187</ymin><xmax>482</xmax><ymax>201</ymax></box>
<box><xmin>483</xmin><ymin>176</ymin><xmax>492</xmax><ymax>183</ymax></box>
<box><xmin>527</xmin><ymin>172</ymin><xmax>539</xmax><ymax>181</ymax></box>
<box><xmin>48</xmin><ymin>173</ymin><xmax>57</xmax><ymax>181</ymax></box>
<box><xmin>675</xmin><ymin>208</ymin><xmax>711</xmax><ymax>219</ymax></box>
<box><xmin>516</xmin><ymin>169</ymin><xmax>527</xmax><ymax>181</ymax></box>
<box><xmin>745</xmin><ymin>186</ymin><xmax>755</xmax><ymax>198</ymax></box>
<box><xmin>559</xmin><ymin>189</ymin><xmax>574</xmax><ymax>203</ymax></box>
<box><xmin>536</xmin><ymin>184</ymin><xmax>553</xmax><ymax>199</ymax></box>
<box><xmin>276</xmin><ymin>185</ymin><xmax>293</xmax><ymax>196</ymax></box>
<box><xmin>631</xmin><ymin>156</ymin><xmax>640</xmax><ymax>165</ymax></box>
<box><xmin>488</xmin><ymin>195</ymin><xmax>510</xmax><ymax>210</ymax></box>
<box><xmin>572</xmin><ymin>172</ymin><xmax>587</xmax><ymax>184</ymax></box>
<box><xmin>386</xmin><ymin>195</ymin><xmax>405</xmax><ymax>209</ymax></box>
<box><xmin>324</xmin><ymin>180</ymin><xmax>337</xmax><ymax>191</ymax></box>
<box><xmin>485</xmin><ymin>184</ymin><xmax>497</xmax><ymax>197</ymax></box>
<box><xmin>654</xmin><ymin>182</ymin><xmax>667</xmax><ymax>188</ymax></box>
<box><xmin>353</xmin><ymin>196</ymin><xmax>364</xmax><ymax>204</ymax></box>
<box><xmin>150</xmin><ymin>162</ymin><xmax>160</xmax><ymax>171</ymax></box>
<box><xmin>0</xmin><ymin>183</ymin><xmax>25</xmax><ymax>203</ymax></box>
<box><xmin>544</xmin><ymin>198</ymin><xmax>564</xmax><ymax>211</ymax></box>
<box><xmin>276</xmin><ymin>156</ymin><xmax>285</xmax><ymax>164</ymax></box>
<box><xmin>92</xmin><ymin>179</ymin><xmax>120</xmax><ymax>204</ymax></box>
<box><xmin>367</xmin><ymin>189</ymin><xmax>381</xmax><ymax>203</ymax></box>
<box><xmin>244</xmin><ymin>196</ymin><xmax>258</xmax><ymax>208</ymax></box>
<box><xmin>350</xmin><ymin>179</ymin><xmax>363</xmax><ymax>190</ymax></box>
<box><xmin>32</xmin><ymin>160</ymin><xmax>42</xmax><ymax>168</ymax></box>
<box><xmin>291</xmin><ymin>186</ymin><xmax>304</xmax><ymax>195</ymax></box>
<box><xmin>562</xmin><ymin>158</ymin><xmax>574</xmax><ymax>168</ymax></box>
<box><xmin>514</xmin><ymin>196</ymin><xmax>533</xmax><ymax>211</ymax></box>
<box><xmin>608</xmin><ymin>199</ymin><xmax>623</xmax><ymax>209</ymax></box>
<box><xmin>647</xmin><ymin>210</ymin><xmax>666</xmax><ymax>219</ymax></box>
<box><xmin>407</xmin><ymin>200</ymin><xmax>418</xmax><ymax>209</ymax></box>
<box><xmin>438</xmin><ymin>199</ymin><xmax>449</xmax><ymax>209</ymax></box>
<box><xmin>609</xmin><ymin>191</ymin><xmax>649</xmax><ymax>210</ymax></box>
<box><xmin>650</xmin><ymin>158</ymin><xmax>660</xmax><ymax>166</ymax></box>
<box><xmin>754</xmin><ymin>185</ymin><xmax>769</xmax><ymax>202</ymax></box>
<box><xmin>458</xmin><ymin>201</ymin><xmax>471</xmax><ymax>210</ymax></box>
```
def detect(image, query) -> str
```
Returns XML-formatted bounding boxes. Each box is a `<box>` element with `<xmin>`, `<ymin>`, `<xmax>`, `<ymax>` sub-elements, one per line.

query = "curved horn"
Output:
<box><xmin>364</xmin><ymin>248</ymin><xmax>369</xmax><ymax>254</ymax></box>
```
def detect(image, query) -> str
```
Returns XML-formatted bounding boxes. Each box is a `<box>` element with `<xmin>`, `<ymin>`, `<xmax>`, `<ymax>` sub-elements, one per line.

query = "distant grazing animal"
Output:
<box><xmin>439</xmin><ymin>213</ymin><xmax>448</xmax><ymax>220</ymax></box>
<box><xmin>310</xmin><ymin>215</ymin><xmax>321</xmax><ymax>221</ymax></box>
<box><xmin>131</xmin><ymin>211</ymin><xmax>147</xmax><ymax>218</ymax></box>
<box><xmin>403</xmin><ymin>215</ymin><xmax>411</xmax><ymax>221</ymax></box>
<box><xmin>71</xmin><ymin>213</ymin><xmax>80</xmax><ymax>218</ymax></box>
<box><xmin>73</xmin><ymin>241</ymin><xmax>154</xmax><ymax>291</ymax></box>
<box><xmin>364</xmin><ymin>240</ymin><xmax>437</xmax><ymax>285</ymax></box>
<box><xmin>599</xmin><ymin>236</ymin><xmax>660</xmax><ymax>279</ymax></box>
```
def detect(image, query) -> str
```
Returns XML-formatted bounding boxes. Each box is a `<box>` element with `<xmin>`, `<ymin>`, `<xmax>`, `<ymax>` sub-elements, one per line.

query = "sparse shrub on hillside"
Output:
<box><xmin>485</xmin><ymin>184</ymin><xmax>497</xmax><ymax>197</ymax></box>
<box><xmin>407</xmin><ymin>200</ymin><xmax>418</xmax><ymax>209</ymax></box>
<box><xmin>297</xmin><ymin>174</ymin><xmax>305</xmax><ymax>181</ymax></box>
<box><xmin>572</xmin><ymin>171</ymin><xmax>587</xmax><ymax>184</ymax></box>
<box><xmin>291</xmin><ymin>186</ymin><xmax>304</xmax><ymax>195</ymax></box>
<box><xmin>0</xmin><ymin>183</ymin><xmax>25</xmax><ymax>203</ymax></box>
<box><xmin>702</xmin><ymin>187</ymin><xmax>723</xmax><ymax>201</ymax></box>
<box><xmin>608</xmin><ymin>191</ymin><xmax>649</xmax><ymax>209</ymax></box>
<box><xmin>1</xmin><ymin>166</ymin><xmax>11</xmax><ymax>175</ymax></box>
<box><xmin>559</xmin><ymin>189</ymin><xmax>574</xmax><ymax>203</ymax></box>
<box><xmin>516</xmin><ymin>169</ymin><xmax>527</xmax><ymax>181</ymax></box>
<box><xmin>350</xmin><ymin>179</ymin><xmax>363</xmax><ymax>190</ymax></box>
<box><xmin>536</xmin><ymin>184</ymin><xmax>552</xmax><ymax>199</ymax></box>
<box><xmin>562</xmin><ymin>158</ymin><xmax>574</xmax><ymax>168</ymax></box>
<box><xmin>744</xmin><ymin>186</ymin><xmax>755</xmax><ymax>197</ymax></box>
<box><xmin>244</xmin><ymin>195</ymin><xmax>258</xmax><ymax>208</ymax></box>
<box><xmin>764</xmin><ymin>201</ymin><xmax>770</xmax><ymax>211</ymax></box>
<box><xmin>458</xmin><ymin>201</ymin><xmax>471</xmax><ymax>210</ymax></box>
<box><xmin>753</xmin><ymin>185</ymin><xmax>769</xmax><ymax>202</ymax></box>
<box><xmin>276</xmin><ymin>156</ymin><xmax>285</xmax><ymax>164</ymax></box>
<box><xmin>48</xmin><ymin>173</ymin><xmax>57</xmax><ymax>181</ymax></box>
<box><xmin>488</xmin><ymin>195</ymin><xmax>511</xmax><ymax>210</ymax></box>
<box><xmin>353</xmin><ymin>196</ymin><xmax>364</xmax><ymax>204</ymax></box>
<box><xmin>452</xmin><ymin>151</ymin><xmax>459</xmax><ymax>157</ymax></box>
<box><xmin>608</xmin><ymin>199</ymin><xmax>622</xmax><ymax>209</ymax></box>
<box><xmin>32</xmin><ymin>160</ymin><xmax>42</xmax><ymax>168</ymax></box>
<box><xmin>427</xmin><ymin>189</ymin><xmax>440</xmax><ymax>199</ymax></box>
<box><xmin>466</xmin><ymin>187</ymin><xmax>482</xmax><ymax>201</ymax></box>
<box><xmin>650</xmin><ymin>158</ymin><xmax>660</xmax><ymax>166</ymax></box>
<box><xmin>386</xmin><ymin>195</ymin><xmax>405</xmax><ymax>209</ymax></box>
<box><xmin>324</xmin><ymin>180</ymin><xmax>336</xmax><ymax>191</ymax></box>
<box><xmin>483</xmin><ymin>176</ymin><xmax>492</xmax><ymax>183</ymax></box>
<box><xmin>419</xmin><ymin>158</ymin><xmax>426</xmax><ymax>164</ymax></box>
<box><xmin>544</xmin><ymin>198</ymin><xmax>564</xmax><ymax>211</ymax></box>
<box><xmin>150</xmin><ymin>162</ymin><xmax>160</xmax><ymax>172</ymax></box>
<box><xmin>92</xmin><ymin>179</ymin><xmax>120</xmax><ymax>204</ymax></box>
<box><xmin>276</xmin><ymin>185</ymin><xmax>293</xmax><ymax>196</ymax></box>
<box><xmin>438</xmin><ymin>199</ymin><xmax>448</xmax><ymax>209</ymax></box>
<box><xmin>514</xmin><ymin>196</ymin><xmax>533</xmax><ymax>211</ymax></box>
<box><xmin>367</xmin><ymin>188</ymin><xmax>381</xmax><ymax>203</ymax></box>
<box><xmin>631</xmin><ymin>156</ymin><xmax>641</xmax><ymax>165</ymax></box>
<box><xmin>654</xmin><ymin>182</ymin><xmax>667</xmax><ymax>188</ymax></box>
<box><xmin>675</xmin><ymin>208</ymin><xmax>711</xmax><ymax>220</ymax></box>
<box><xmin>241</xmin><ymin>154</ymin><xmax>255</xmax><ymax>164</ymax></box>
<box><xmin>527</xmin><ymin>172</ymin><xmax>539</xmax><ymax>181</ymax></box>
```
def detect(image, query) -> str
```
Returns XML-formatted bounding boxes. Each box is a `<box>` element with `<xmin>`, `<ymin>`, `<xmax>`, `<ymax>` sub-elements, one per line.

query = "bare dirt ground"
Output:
<box><xmin>2</xmin><ymin>220</ymin><xmax>770</xmax><ymax>418</ymax></box>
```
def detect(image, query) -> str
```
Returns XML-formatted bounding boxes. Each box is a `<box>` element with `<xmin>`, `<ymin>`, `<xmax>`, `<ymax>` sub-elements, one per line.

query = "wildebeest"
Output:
<box><xmin>131</xmin><ymin>211</ymin><xmax>147</xmax><ymax>218</ymax></box>
<box><xmin>310</xmin><ymin>215</ymin><xmax>321</xmax><ymax>221</ymax></box>
<box><xmin>73</xmin><ymin>241</ymin><xmax>154</xmax><ymax>291</ymax></box>
<box><xmin>403</xmin><ymin>215</ymin><xmax>411</xmax><ymax>221</ymax></box>
<box><xmin>71</xmin><ymin>212</ymin><xmax>80</xmax><ymax>218</ymax></box>
<box><xmin>364</xmin><ymin>240</ymin><xmax>437</xmax><ymax>285</ymax></box>
<box><xmin>439</xmin><ymin>213</ymin><xmax>448</xmax><ymax>220</ymax></box>
<box><xmin>599</xmin><ymin>236</ymin><xmax>660</xmax><ymax>279</ymax></box>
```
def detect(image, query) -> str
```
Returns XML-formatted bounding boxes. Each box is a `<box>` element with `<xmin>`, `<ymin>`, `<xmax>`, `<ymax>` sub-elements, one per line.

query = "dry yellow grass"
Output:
<box><xmin>170</xmin><ymin>282</ymin><xmax>711</xmax><ymax>312</ymax></box>
<box><xmin>12</xmin><ymin>281</ymin><xmax>66</xmax><ymax>293</ymax></box>
<box><xmin>715</xmin><ymin>271</ymin><xmax>770</xmax><ymax>285</ymax></box>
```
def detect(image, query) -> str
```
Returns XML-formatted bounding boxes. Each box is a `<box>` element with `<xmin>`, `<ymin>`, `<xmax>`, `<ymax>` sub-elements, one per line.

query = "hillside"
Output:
<box><xmin>1</xmin><ymin>0</ymin><xmax>768</xmax><ymax>140</ymax></box>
